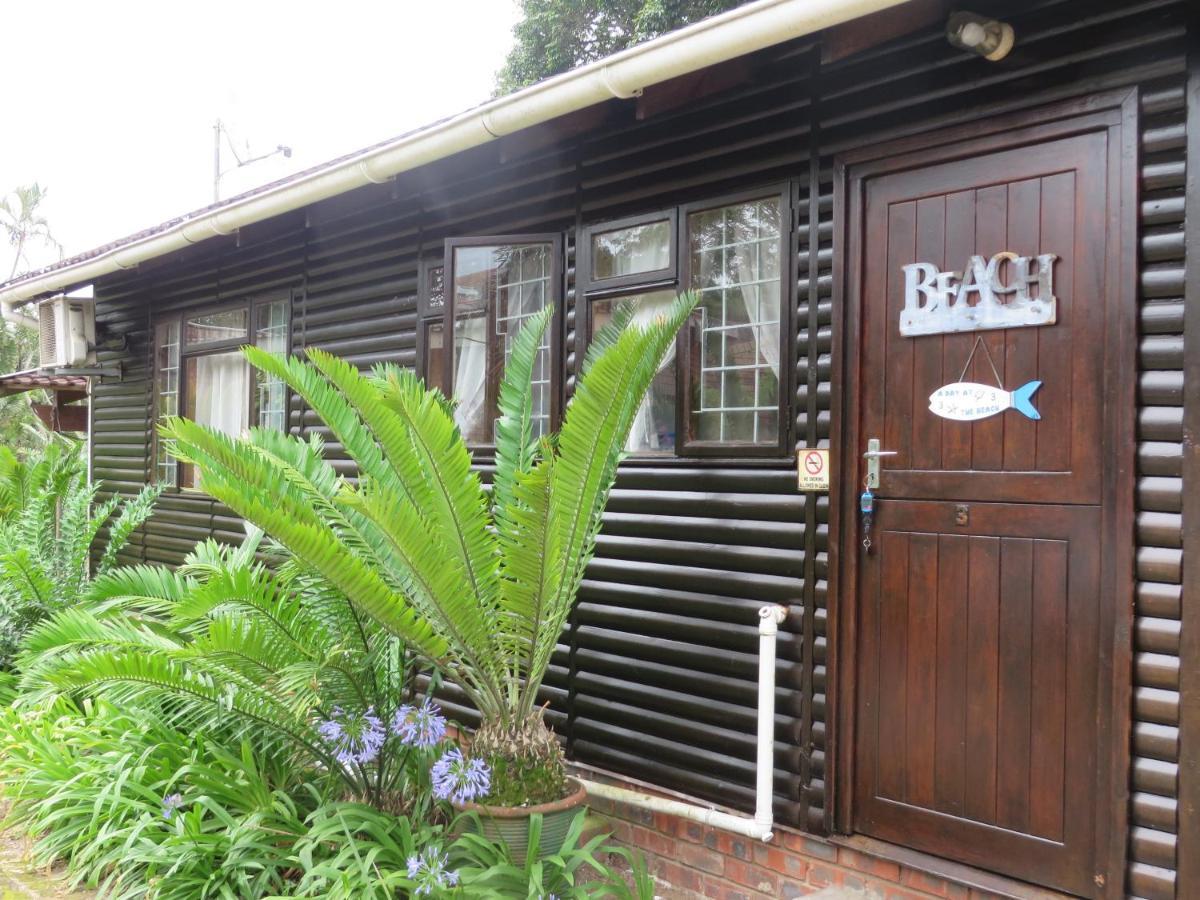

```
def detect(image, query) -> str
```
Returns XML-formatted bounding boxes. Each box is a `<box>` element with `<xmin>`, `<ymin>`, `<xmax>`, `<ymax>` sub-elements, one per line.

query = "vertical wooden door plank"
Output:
<box><xmin>1029</xmin><ymin>538</ymin><xmax>1068</xmax><ymax>841</ymax></box>
<box><xmin>964</xmin><ymin>535</ymin><xmax>1001</xmax><ymax>823</ymax></box>
<box><xmin>996</xmin><ymin>537</ymin><xmax>1034</xmax><ymax>833</ymax></box>
<box><xmin>912</xmin><ymin>196</ymin><xmax>946</xmax><ymax>470</ymax></box>
<box><xmin>1035</xmin><ymin>171</ymin><xmax>1076</xmax><ymax>472</ymax></box>
<box><xmin>971</xmin><ymin>185</ymin><xmax>1008</xmax><ymax>471</ymax></box>
<box><xmin>906</xmin><ymin>531</ymin><xmax>939</xmax><ymax>806</ymax></box>
<box><xmin>942</xmin><ymin>189</ymin><xmax>977</xmax><ymax>470</ymax></box>
<box><xmin>1003</xmin><ymin>177</ymin><xmax>1041</xmax><ymax>470</ymax></box>
<box><xmin>935</xmin><ymin>532</ymin><xmax>970</xmax><ymax>815</ymax></box>
<box><xmin>877</xmin><ymin>529</ymin><xmax>910</xmax><ymax>801</ymax></box>
<box><xmin>885</xmin><ymin>202</ymin><xmax>916</xmax><ymax>469</ymax></box>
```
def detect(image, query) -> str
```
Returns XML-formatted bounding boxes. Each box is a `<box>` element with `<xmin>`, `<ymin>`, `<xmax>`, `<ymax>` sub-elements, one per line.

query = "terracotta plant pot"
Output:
<box><xmin>455</xmin><ymin>777</ymin><xmax>589</xmax><ymax>864</ymax></box>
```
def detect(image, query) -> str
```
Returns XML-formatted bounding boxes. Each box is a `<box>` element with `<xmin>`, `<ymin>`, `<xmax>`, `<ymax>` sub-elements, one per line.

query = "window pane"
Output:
<box><xmin>590</xmin><ymin>290</ymin><xmax>678</xmax><ymax>454</ymax></box>
<box><xmin>154</xmin><ymin>320</ymin><xmax>180</xmax><ymax>486</ymax></box>
<box><xmin>591</xmin><ymin>220</ymin><xmax>671</xmax><ymax>280</ymax></box>
<box><xmin>427</xmin><ymin>265</ymin><xmax>445</xmax><ymax>310</ymax></box>
<box><xmin>185</xmin><ymin>308</ymin><xmax>248</xmax><ymax>346</ymax></box>
<box><xmin>254</xmin><ymin>300</ymin><xmax>289</xmax><ymax>432</ymax></box>
<box><xmin>687</xmin><ymin>198</ymin><xmax>782</xmax><ymax>445</ymax></box>
<box><xmin>450</xmin><ymin>243</ymin><xmax>553</xmax><ymax>443</ymax></box>
<box><xmin>424</xmin><ymin>320</ymin><xmax>446</xmax><ymax>394</ymax></box>
<box><xmin>181</xmin><ymin>351</ymin><xmax>250</xmax><ymax>488</ymax></box>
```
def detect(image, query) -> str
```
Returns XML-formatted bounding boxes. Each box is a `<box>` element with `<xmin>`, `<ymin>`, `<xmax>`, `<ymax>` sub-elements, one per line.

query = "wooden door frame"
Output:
<box><xmin>826</xmin><ymin>89</ymin><xmax>1139</xmax><ymax>898</ymax></box>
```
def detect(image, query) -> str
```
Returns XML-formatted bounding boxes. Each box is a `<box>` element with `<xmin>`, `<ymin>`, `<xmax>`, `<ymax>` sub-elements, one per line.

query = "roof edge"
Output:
<box><xmin>0</xmin><ymin>0</ymin><xmax>907</xmax><ymax>308</ymax></box>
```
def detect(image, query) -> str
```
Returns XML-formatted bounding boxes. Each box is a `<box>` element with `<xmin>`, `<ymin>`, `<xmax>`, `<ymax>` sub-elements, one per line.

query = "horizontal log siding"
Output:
<box><xmin>86</xmin><ymin>2</ymin><xmax>1191</xmax><ymax>892</ymax></box>
<box><xmin>1129</xmin><ymin>79</ymin><xmax>1187</xmax><ymax>900</ymax></box>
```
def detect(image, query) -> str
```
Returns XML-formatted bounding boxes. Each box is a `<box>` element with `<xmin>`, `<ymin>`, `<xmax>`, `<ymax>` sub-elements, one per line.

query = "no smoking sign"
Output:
<box><xmin>797</xmin><ymin>448</ymin><xmax>830</xmax><ymax>491</ymax></box>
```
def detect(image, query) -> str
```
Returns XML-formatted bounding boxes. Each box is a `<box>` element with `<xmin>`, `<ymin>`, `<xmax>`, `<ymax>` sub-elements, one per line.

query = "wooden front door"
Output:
<box><xmin>834</xmin><ymin>95</ymin><xmax>1136</xmax><ymax>897</ymax></box>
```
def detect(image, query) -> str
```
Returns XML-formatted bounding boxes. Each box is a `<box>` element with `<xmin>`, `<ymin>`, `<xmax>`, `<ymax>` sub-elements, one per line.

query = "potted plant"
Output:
<box><xmin>156</xmin><ymin>293</ymin><xmax>696</xmax><ymax>858</ymax></box>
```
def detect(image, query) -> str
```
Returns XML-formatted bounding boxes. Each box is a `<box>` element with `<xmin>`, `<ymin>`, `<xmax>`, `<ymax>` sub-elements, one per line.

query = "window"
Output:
<box><xmin>582</xmin><ymin>211</ymin><xmax>676</xmax><ymax>292</ymax></box>
<box><xmin>590</xmin><ymin>289</ymin><xmax>678</xmax><ymax>453</ymax></box>
<box><xmin>683</xmin><ymin>195</ymin><xmax>784</xmax><ymax>450</ymax></box>
<box><xmin>417</xmin><ymin>257</ymin><xmax>447</xmax><ymax>395</ymax></box>
<box><xmin>579</xmin><ymin>192</ymin><xmax>787</xmax><ymax>457</ymax></box>
<box><xmin>153</xmin><ymin>295</ymin><xmax>291</xmax><ymax>488</ymax></box>
<box><xmin>444</xmin><ymin>236</ymin><xmax>562</xmax><ymax>446</ymax></box>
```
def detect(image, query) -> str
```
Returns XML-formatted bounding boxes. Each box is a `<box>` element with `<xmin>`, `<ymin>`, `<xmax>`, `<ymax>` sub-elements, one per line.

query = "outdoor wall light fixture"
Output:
<box><xmin>946</xmin><ymin>11</ymin><xmax>1015</xmax><ymax>61</ymax></box>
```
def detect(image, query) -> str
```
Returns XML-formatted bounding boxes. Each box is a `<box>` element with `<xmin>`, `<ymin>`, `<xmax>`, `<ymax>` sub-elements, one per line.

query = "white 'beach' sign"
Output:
<box><xmin>900</xmin><ymin>250</ymin><xmax>1057</xmax><ymax>337</ymax></box>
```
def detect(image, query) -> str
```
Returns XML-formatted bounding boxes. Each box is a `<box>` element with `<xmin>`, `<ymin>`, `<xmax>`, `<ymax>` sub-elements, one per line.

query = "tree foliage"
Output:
<box><xmin>1</xmin><ymin>183</ymin><xmax>62</xmax><ymax>281</ymax></box>
<box><xmin>495</xmin><ymin>0</ymin><xmax>749</xmax><ymax>94</ymax></box>
<box><xmin>0</xmin><ymin>183</ymin><xmax>62</xmax><ymax>453</ymax></box>
<box><xmin>0</xmin><ymin>319</ymin><xmax>41</xmax><ymax>454</ymax></box>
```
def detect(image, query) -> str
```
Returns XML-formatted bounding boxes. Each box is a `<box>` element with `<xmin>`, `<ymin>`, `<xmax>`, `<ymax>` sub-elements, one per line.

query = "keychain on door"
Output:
<box><xmin>860</xmin><ymin>480</ymin><xmax>875</xmax><ymax>553</ymax></box>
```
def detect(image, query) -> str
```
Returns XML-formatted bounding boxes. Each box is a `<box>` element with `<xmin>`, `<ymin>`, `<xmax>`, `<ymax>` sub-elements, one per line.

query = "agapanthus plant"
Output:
<box><xmin>161</xmin><ymin>792</ymin><xmax>185</xmax><ymax>821</ymax></box>
<box><xmin>394</xmin><ymin>700</ymin><xmax>448</xmax><ymax>749</ymax></box>
<box><xmin>431</xmin><ymin>748</ymin><xmax>491</xmax><ymax>805</ymax></box>
<box><xmin>406</xmin><ymin>846</ymin><xmax>459</xmax><ymax>896</ymax></box>
<box><xmin>318</xmin><ymin>706</ymin><xmax>387</xmax><ymax>766</ymax></box>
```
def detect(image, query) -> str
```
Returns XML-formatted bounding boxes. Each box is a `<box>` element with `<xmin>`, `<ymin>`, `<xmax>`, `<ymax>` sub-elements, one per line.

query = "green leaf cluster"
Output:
<box><xmin>452</xmin><ymin>810</ymin><xmax>654</xmax><ymax>898</ymax></box>
<box><xmin>0</xmin><ymin>439</ymin><xmax>159</xmax><ymax>665</ymax></box>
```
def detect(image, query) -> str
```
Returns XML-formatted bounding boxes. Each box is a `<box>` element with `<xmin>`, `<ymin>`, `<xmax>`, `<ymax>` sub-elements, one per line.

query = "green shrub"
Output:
<box><xmin>0</xmin><ymin>698</ymin><xmax>313</xmax><ymax>897</ymax></box>
<box><xmin>451</xmin><ymin>810</ymin><xmax>654</xmax><ymax>899</ymax></box>
<box><xmin>0</xmin><ymin>439</ymin><xmax>159</xmax><ymax>666</ymax></box>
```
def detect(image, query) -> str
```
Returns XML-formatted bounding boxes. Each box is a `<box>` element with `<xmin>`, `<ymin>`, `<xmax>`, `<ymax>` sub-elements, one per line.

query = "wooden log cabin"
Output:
<box><xmin>1</xmin><ymin>1</ymin><xmax>1196</xmax><ymax>896</ymax></box>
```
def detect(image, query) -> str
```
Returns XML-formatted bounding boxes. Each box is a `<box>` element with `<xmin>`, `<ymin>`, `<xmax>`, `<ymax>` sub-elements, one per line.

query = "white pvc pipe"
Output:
<box><xmin>755</xmin><ymin>603</ymin><xmax>787</xmax><ymax>831</ymax></box>
<box><xmin>0</xmin><ymin>0</ymin><xmax>907</xmax><ymax>309</ymax></box>
<box><xmin>580</xmin><ymin>603</ymin><xmax>788</xmax><ymax>842</ymax></box>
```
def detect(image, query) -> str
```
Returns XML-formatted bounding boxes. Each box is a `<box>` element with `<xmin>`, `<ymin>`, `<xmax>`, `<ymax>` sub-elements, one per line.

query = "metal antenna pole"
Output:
<box><xmin>213</xmin><ymin>120</ymin><xmax>222</xmax><ymax>203</ymax></box>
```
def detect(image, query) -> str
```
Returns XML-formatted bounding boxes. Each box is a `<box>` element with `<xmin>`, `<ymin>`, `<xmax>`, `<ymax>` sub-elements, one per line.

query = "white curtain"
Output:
<box><xmin>734</xmin><ymin>241</ymin><xmax>780</xmax><ymax>377</ymax></box>
<box><xmin>453</xmin><ymin>315</ymin><xmax>488</xmax><ymax>441</ymax></box>
<box><xmin>191</xmin><ymin>352</ymin><xmax>249</xmax><ymax>436</ymax></box>
<box><xmin>627</xmin><ymin>292</ymin><xmax>677</xmax><ymax>452</ymax></box>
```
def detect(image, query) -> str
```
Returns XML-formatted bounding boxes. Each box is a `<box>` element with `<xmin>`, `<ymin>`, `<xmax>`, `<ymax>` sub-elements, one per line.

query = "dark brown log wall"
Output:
<box><xmin>87</xmin><ymin>1</ymin><xmax>1192</xmax><ymax>895</ymax></box>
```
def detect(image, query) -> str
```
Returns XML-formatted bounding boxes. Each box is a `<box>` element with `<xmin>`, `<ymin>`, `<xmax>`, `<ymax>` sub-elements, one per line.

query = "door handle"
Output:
<box><xmin>862</xmin><ymin>438</ymin><xmax>897</xmax><ymax>489</ymax></box>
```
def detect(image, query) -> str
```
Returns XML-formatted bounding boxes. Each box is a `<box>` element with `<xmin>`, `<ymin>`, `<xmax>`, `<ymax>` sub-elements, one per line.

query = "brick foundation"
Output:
<box><xmin>576</xmin><ymin>767</ymin><xmax>1063</xmax><ymax>900</ymax></box>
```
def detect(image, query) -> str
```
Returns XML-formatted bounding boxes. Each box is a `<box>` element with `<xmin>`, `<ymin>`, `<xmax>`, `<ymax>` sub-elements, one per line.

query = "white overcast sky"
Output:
<box><xmin>0</xmin><ymin>0</ymin><xmax>521</xmax><ymax>275</ymax></box>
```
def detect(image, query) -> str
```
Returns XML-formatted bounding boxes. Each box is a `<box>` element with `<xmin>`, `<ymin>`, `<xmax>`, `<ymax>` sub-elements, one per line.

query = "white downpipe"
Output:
<box><xmin>0</xmin><ymin>0</ymin><xmax>907</xmax><ymax>309</ymax></box>
<box><xmin>581</xmin><ymin>604</ymin><xmax>788</xmax><ymax>842</ymax></box>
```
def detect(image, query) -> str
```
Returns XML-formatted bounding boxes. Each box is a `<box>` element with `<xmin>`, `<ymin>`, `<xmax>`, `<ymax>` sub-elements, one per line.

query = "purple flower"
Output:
<box><xmin>431</xmin><ymin>747</ymin><xmax>491</xmax><ymax>804</ymax></box>
<box><xmin>406</xmin><ymin>846</ymin><xmax>459</xmax><ymax>896</ymax></box>
<box><xmin>317</xmin><ymin>706</ymin><xmax>386</xmax><ymax>766</ymax></box>
<box><xmin>392</xmin><ymin>700</ymin><xmax>447</xmax><ymax>748</ymax></box>
<box><xmin>161</xmin><ymin>792</ymin><xmax>185</xmax><ymax>820</ymax></box>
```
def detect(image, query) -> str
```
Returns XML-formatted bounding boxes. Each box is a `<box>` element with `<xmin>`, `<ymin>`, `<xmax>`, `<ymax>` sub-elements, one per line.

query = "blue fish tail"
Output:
<box><xmin>1011</xmin><ymin>380</ymin><xmax>1042</xmax><ymax>420</ymax></box>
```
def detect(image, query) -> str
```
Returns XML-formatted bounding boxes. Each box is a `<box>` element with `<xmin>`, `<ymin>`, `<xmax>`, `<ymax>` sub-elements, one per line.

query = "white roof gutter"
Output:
<box><xmin>0</xmin><ymin>0</ymin><xmax>907</xmax><ymax>313</ymax></box>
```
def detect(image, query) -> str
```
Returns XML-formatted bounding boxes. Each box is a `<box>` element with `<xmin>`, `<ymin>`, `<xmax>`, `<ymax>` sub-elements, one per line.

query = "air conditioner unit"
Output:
<box><xmin>37</xmin><ymin>295</ymin><xmax>96</xmax><ymax>368</ymax></box>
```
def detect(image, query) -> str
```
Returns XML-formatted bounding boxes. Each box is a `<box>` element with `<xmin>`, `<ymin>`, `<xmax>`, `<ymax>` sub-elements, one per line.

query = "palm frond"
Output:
<box><xmin>96</xmin><ymin>483</ymin><xmax>162</xmax><ymax>576</ymax></box>
<box><xmin>492</xmin><ymin>306</ymin><xmax>553</xmax><ymax>526</ymax></box>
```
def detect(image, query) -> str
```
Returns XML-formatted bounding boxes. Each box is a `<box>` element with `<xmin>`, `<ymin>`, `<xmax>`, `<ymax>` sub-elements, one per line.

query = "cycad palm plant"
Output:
<box><xmin>0</xmin><ymin>439</ymin><xmax>159</xmax><ymax>664</ymax></box>
<box><xmin>149</xmin><ymin>293</ymin><xmax>693</xmax><ymax>802</ymax></box>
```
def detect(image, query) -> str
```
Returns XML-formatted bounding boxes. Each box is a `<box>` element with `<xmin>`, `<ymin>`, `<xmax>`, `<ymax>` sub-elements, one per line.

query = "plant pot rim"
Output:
<box><xmin>453</xmin><ymin>776</ymin><xmax>588</xmax><ymax>819</ymax></box>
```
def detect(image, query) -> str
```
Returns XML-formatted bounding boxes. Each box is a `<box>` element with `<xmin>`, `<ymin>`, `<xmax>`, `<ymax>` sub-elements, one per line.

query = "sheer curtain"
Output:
<box><xmin>733</xmin><ymin>239</ymin><xmax>780</xmax><ymax>378</ymax></box>
<box><xmin>189</xmin><ymin>352</ymin><xmax>250</xmax><ymax>436</ymax></box>
<box><xmin>627</xmin><ymin>291</ymin><xmax>677</xmax><ymax>452</ymax></box>
<box><xmin>453</xmin><ymin>315</ymin><xmax>488</xmax><ymax>442</ymax></box>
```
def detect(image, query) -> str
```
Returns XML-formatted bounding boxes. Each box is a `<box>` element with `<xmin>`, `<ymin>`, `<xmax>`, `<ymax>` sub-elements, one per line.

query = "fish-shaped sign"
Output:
<box><xmin>928</xmin><ymin>380</ymin><xmax>1042</xmax><ymax>422</ymax></box>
